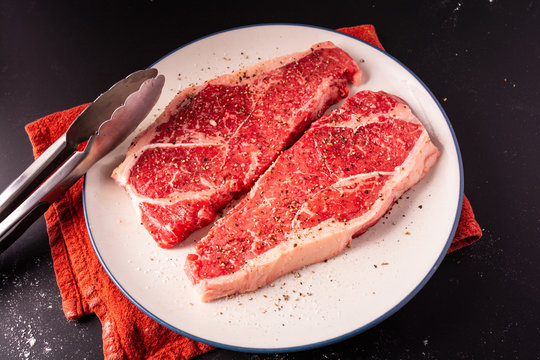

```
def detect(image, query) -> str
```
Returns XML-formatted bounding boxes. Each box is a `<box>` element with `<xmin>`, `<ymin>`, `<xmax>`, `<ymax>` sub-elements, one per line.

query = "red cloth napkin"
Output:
<box><xmin>25</xmin><ymin>25</ymin><xmax>481</xmax><ymax>360</ymax></box>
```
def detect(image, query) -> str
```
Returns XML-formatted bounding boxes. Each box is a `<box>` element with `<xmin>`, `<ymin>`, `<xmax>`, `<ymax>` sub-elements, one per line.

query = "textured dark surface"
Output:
<box><xmin>1</xmin><ymin>0</ymin><xmax>539</xmax><ymax>359</ymax></box>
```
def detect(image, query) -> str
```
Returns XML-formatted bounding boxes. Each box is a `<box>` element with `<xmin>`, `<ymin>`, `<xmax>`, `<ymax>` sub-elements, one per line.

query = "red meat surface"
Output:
<box><xmin>185</xmin><ymin>91</ymin><xmax>440</xmax><ymax>301</ymax></box>
<box><xmin>112</xmin><ymin>42</ymin><xmax>361</xmax><ymax>248</ymax></box>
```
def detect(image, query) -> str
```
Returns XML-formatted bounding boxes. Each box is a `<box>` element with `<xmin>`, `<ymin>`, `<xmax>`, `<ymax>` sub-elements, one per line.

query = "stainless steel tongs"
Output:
<box><xmin>0</xmin><ymin>69</ymin><xmax>165</xmax><ymax>253</ymax></box>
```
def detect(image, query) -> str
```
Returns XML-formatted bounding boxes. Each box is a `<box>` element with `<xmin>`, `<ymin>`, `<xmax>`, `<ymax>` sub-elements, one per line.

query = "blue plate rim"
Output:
<box><xmin>83</xmin><ymin>22</ymin><xmax>464</xmax><ymax>353</ymax></box>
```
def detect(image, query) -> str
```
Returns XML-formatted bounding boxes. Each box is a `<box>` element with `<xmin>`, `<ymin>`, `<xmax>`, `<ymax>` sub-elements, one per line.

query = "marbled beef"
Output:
<box><xmin>185</xmin><ymin>91</ymin><xmax>440</xmax><ymax>301</ymax></box>
<box><xmin>112</xmin><ymin>42</ymin><xmax>361</xmax><ymax>247</ymax></box>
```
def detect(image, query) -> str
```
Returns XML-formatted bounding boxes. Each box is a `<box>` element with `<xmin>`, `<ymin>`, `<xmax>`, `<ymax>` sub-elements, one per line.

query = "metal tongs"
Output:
<box><xmin>0</xmin><ymin>69</ymin><xmax>165</xmax><ymax>253</ymax></box>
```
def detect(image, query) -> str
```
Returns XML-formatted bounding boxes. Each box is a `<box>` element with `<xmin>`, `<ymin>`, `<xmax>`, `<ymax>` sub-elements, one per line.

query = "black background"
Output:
<box><xmin>1</xmin><ymin>1</ymin><xmax>539</xmax><ymax>359</ymax></box>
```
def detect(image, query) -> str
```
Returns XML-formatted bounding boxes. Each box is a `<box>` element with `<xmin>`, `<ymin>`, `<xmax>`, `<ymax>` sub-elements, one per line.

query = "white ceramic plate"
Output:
<box><xmin>84</xmin><ymin>24</ymin><xmax>463</xmax><ymax>352</ymax></box>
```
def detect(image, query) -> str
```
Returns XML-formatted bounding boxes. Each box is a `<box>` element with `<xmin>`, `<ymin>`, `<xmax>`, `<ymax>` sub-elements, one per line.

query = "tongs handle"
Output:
<box><xmin>0</xmin><ymin>71</ymin><xmax>165</xmax><ymax>254</ymax></box>
<box><xmin>0</xmin><ymin>68</ymin><xmax>160</xmax><ymax>225</ymax></box>
<box><xmin>0</xmin><ymin>203</ymin><xmax>50</xmax><ymax>253</ymax></box>
<box><xmin>0</xmin><ymin>145</ymin><xmax>90</xmax><ymax>253</ymax></box>
<box><xmin>0</xmin><ymin>134</ymin><xmax>72</xmax><ymax>223</ymax></box>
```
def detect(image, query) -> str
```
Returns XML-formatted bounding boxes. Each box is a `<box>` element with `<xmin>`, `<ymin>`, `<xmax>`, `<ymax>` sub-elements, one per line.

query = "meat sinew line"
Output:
<box><xmin>185</xmin><ymin>90</ymin><xmax>441</xmax><ymax>302</ymax></box>
<box><xmin>112</xmin><ymin>42</ymin><xmax>362</xmax><ymax>248</ymax></box>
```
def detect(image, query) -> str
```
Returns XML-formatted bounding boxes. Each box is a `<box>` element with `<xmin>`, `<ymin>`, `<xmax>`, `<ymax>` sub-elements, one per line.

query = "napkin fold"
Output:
<box><xmin>25</xmin><ymin>25</ymin><xmax>481</xmax><ymax>360</ymax></box>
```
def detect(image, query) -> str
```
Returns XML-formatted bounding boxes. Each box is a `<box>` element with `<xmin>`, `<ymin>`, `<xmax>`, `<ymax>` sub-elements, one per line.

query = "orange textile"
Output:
<box><xmin>24</xmin><ymin>25</ymin><xmax>481</xmax><ymax>359</ymax></box>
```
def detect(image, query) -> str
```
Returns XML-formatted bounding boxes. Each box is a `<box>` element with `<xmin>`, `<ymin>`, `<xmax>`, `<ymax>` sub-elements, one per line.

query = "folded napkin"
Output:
<box><xmin>25</xmin><ymin>25</ymin><xmax>481</xmax><ymax>359</ymax></box>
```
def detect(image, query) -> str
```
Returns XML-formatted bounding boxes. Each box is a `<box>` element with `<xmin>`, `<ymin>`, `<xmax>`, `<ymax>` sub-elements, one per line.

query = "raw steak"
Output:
<box><xmin>112</xmin><ymin>42</ymin><xmax>361</xmax><ymax>248</ymax></box>
<box><xmin>185</xmin><ymin>90</ymin><xmax>440</xmax><ymax>302</ymax></box>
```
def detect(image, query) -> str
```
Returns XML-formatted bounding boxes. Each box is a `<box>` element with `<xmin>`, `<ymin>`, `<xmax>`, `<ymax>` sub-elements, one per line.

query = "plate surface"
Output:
<box><xmin>84</xmin><ymin>24</ymin><xmax>463</xmax><ymax>352</ymax></box>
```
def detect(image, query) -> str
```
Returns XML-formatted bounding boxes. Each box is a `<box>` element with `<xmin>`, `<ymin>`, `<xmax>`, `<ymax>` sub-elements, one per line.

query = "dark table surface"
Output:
<box><xmin>1</xmin><ymin>1</ymin><xmax>539</xmax><ymax>359</ymax></box>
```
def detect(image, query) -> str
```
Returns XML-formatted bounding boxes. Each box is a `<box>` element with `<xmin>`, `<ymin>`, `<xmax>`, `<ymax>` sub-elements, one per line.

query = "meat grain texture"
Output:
<box><xmin>112</xmin><ymin>42</ymin><xmax>361</xmax><ymax>248</ymax></box>
<box><xmin>185</xmin><ymin>90</ymin><xmax>440</xmax><ymax>301</ymax></box>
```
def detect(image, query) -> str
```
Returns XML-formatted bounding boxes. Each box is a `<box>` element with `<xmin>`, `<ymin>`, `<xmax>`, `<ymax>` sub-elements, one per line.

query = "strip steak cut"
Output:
<box><xmin>112</xmin><ymin>42</ymin><xmax>361</xmax><ymax>248</ymax></box>
<box><xmin>185</xmin><ymin>90</ymin><xmax>441</xmax><ymax>302</ymax></box>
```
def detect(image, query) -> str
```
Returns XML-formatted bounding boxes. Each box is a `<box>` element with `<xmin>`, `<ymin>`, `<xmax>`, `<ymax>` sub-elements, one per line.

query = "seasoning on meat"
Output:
<box><xmin>185</xmin><ymin>91</ymin><xmax>440</xmax><ymax>302</ymax></box>
<box><xmin>112</xmin><ymin>42</ymin><xmax>361</xmax><ymax>248</ymax></box>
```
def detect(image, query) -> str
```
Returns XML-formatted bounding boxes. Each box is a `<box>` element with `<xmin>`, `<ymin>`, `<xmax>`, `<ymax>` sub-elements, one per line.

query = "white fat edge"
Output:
<box><xmin>118</xmin><ymin>140</ymin><xmax>222</xmax><ymax>191</ymax></box>
<box><xmin>113</xmin><ymin>140</ymin><xmax>221</xmax><ymax>187</ymax></box>
<box><xmin>137</xmin><ymin>140</ymin><xmax>223</xmax><ymax>151</ymax></box>
<box><xmin>243</xmin><ymin>150</ymin><xmax>262</xmax><ymax>185</ymax></box>
<box><xmin>113</xmin><ymin>83</ymin><xmax>206</xmax><ymax>179</ymax></box>
<box><xmin>247</xmin><ymin>157</ymin><xmax>278</xmax><ymax>199</ymax></box>
<box><xmin>125</xmin><ymin>188</ymin><xmax>216</xmax><ymax>207</ymax></box>
<box><xmin>289</xmin><ymin>171</ymin><xmax>393</xmax><ymax>227</ymax></box>
<box><xmin>317</xmin><ymin>103</ymin><xmax>416</xmax><ymax>133</ymax></box>
<box><xmin>195</xmin><ymin>219</ymin><xmax>355</xmax><ymax>301</ymax></box>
